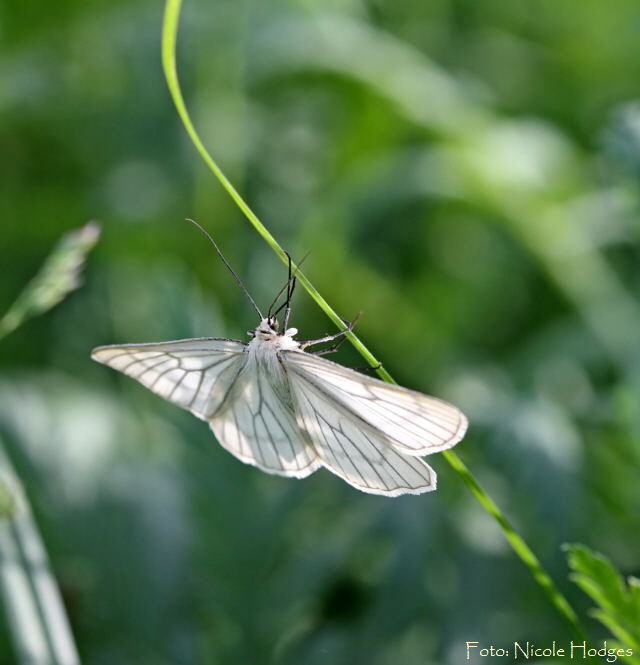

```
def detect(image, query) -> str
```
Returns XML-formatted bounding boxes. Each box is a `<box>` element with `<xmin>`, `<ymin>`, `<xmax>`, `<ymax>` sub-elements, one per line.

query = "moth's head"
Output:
<box><xmin>249</xmin><ymin>317</ymin><xmax>299</xmax><ymax>342</ymax></box>
<box><xmin>251</xmin><ymin>317</ymin><xmax>279</xmax><ymax>340</ymax></box>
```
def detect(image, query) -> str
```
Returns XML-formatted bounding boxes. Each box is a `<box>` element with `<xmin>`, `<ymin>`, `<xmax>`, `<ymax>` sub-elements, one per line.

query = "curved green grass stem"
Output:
<box><xmin>162</xmin><ymin>0</ymin><xmax>588</xmax><ymax>644</ymax></box>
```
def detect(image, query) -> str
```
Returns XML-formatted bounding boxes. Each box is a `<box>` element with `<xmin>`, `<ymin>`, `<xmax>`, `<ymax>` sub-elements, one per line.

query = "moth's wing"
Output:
<box><xmin>209</xmin><ymin>361</ymin><xmax>320</xmax><ymax>478</ymax></box>
<box><xmin>283</xmin><ymin>351</ymin><xmax>467</xmax><ymax>456</ymax></box>
<box><xmin>285</xmin><ymin>361</ymin><xmax>436</xmax><ymax>495</ymax></box>
<box><xmin>93</xmin><ymin>338</ymin><xmax>320</xmax><ymax>478</ymax></box>
<box><xmin>91</xmin><ymin>338</ymin><xmax>247</xmax><ymax>419</ymax></box>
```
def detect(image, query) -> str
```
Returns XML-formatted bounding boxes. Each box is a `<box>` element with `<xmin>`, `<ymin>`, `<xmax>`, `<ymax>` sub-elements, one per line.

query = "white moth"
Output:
<box><xmin>92</xmin><ymin>235</ymin><xmax>467</xmax><ymax>496</ymax></box>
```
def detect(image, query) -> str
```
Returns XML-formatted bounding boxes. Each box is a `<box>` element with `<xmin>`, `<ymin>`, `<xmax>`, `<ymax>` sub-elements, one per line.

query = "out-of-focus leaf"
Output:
<box><xmin>565</xmin><ymin>544</ymin><xmax>640</xmax><ymax>662</ymax></box>
<box><xmin>0</xmin><ymin>221</ymin><xmax>101</xmax><ymax>341</ymax></box>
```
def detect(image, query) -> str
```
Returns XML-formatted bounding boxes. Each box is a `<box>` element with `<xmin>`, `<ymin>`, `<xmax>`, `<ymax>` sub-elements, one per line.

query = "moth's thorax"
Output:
<box><xmin>247</xmin><ymin>319</ymin><xmax>300</xmax><ymax>384</ymax></box>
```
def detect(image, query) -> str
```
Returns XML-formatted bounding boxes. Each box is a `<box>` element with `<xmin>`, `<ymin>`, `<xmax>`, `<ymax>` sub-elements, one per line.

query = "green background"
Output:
<box><xmin>2</xmin><ymin>0</ymin><xmax>640</xmax><ymax>663</ymax></box>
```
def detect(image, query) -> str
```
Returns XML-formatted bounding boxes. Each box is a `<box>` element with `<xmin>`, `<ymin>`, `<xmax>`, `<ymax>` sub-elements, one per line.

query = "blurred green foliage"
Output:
<box><xmin>2</xmin><ymin>0</ymin><xmax>640</xmax><ymax>663</ymax></box>
<box><xmin>0</xmin><ymin>221</ymin><xmax>100</xmax><ymax>341</ymax></box>
<box><xmin>0</xmin><ymin>223</ymin><xmax>97</xmax><ymax>665</ymax></box>
<box><xmin>567</xmin><ymin>544</ymin><xmax>640</xmax><ymax>662</ymax></box>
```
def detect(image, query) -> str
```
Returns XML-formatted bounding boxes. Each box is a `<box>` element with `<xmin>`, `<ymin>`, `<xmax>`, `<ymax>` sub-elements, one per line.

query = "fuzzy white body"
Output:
<box><xmin>248</xmin><ymin>319</ymin><xmax>300</xmax><ymax>382</ymax></box>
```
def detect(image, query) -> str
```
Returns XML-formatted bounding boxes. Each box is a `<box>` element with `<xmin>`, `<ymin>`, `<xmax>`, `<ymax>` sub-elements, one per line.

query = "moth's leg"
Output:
<box><xmin>310</xmin><ymin>336</ymin><xmax>347</xmax><ymax>356</ymax></box>
<box><xmin>307</xmin><ymin>329</ymin><xmax>381</xmax><ymax>371</ymax></box>
<box><xmin>299</xmin><ymin>312</ymin><xmax>361</xmax><ymax>350</ymax></box>
<box><xmin>351</xmin><ymin>363</ymin><xmax>382</xmax><ymax>372</ymax></box>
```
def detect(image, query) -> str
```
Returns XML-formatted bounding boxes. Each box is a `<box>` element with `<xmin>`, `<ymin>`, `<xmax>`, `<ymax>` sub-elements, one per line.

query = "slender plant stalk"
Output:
<box><xmin>161</xmin><ymin>0</ymin><xmax>588</xmax><ymax>643</ymax></box>
<box><xmin>0</xmin><ymin>442</ymin><xmax>81</xmax><ymax>665</ymax></box>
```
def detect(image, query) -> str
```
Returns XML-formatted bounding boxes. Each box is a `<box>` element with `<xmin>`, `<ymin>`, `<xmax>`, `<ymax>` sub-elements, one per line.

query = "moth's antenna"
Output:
<box><xmin>268</xmin><ymin>250</ymin><xmax>311</xmax><ymax>325</ymax></box>
<box><xmin>267</xmin><ymin>252</ymin><xmax>293</xmax><ymax>320</ymax></box>
<box><xmin>186</xmin><ymin>219</ymin><xmax>263</xmax><ymax>319</ymax></box>
<box><xmin>283</xmin><ymin>253</ymin><xmax>296</xmax><ymax>331</ymax></box>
